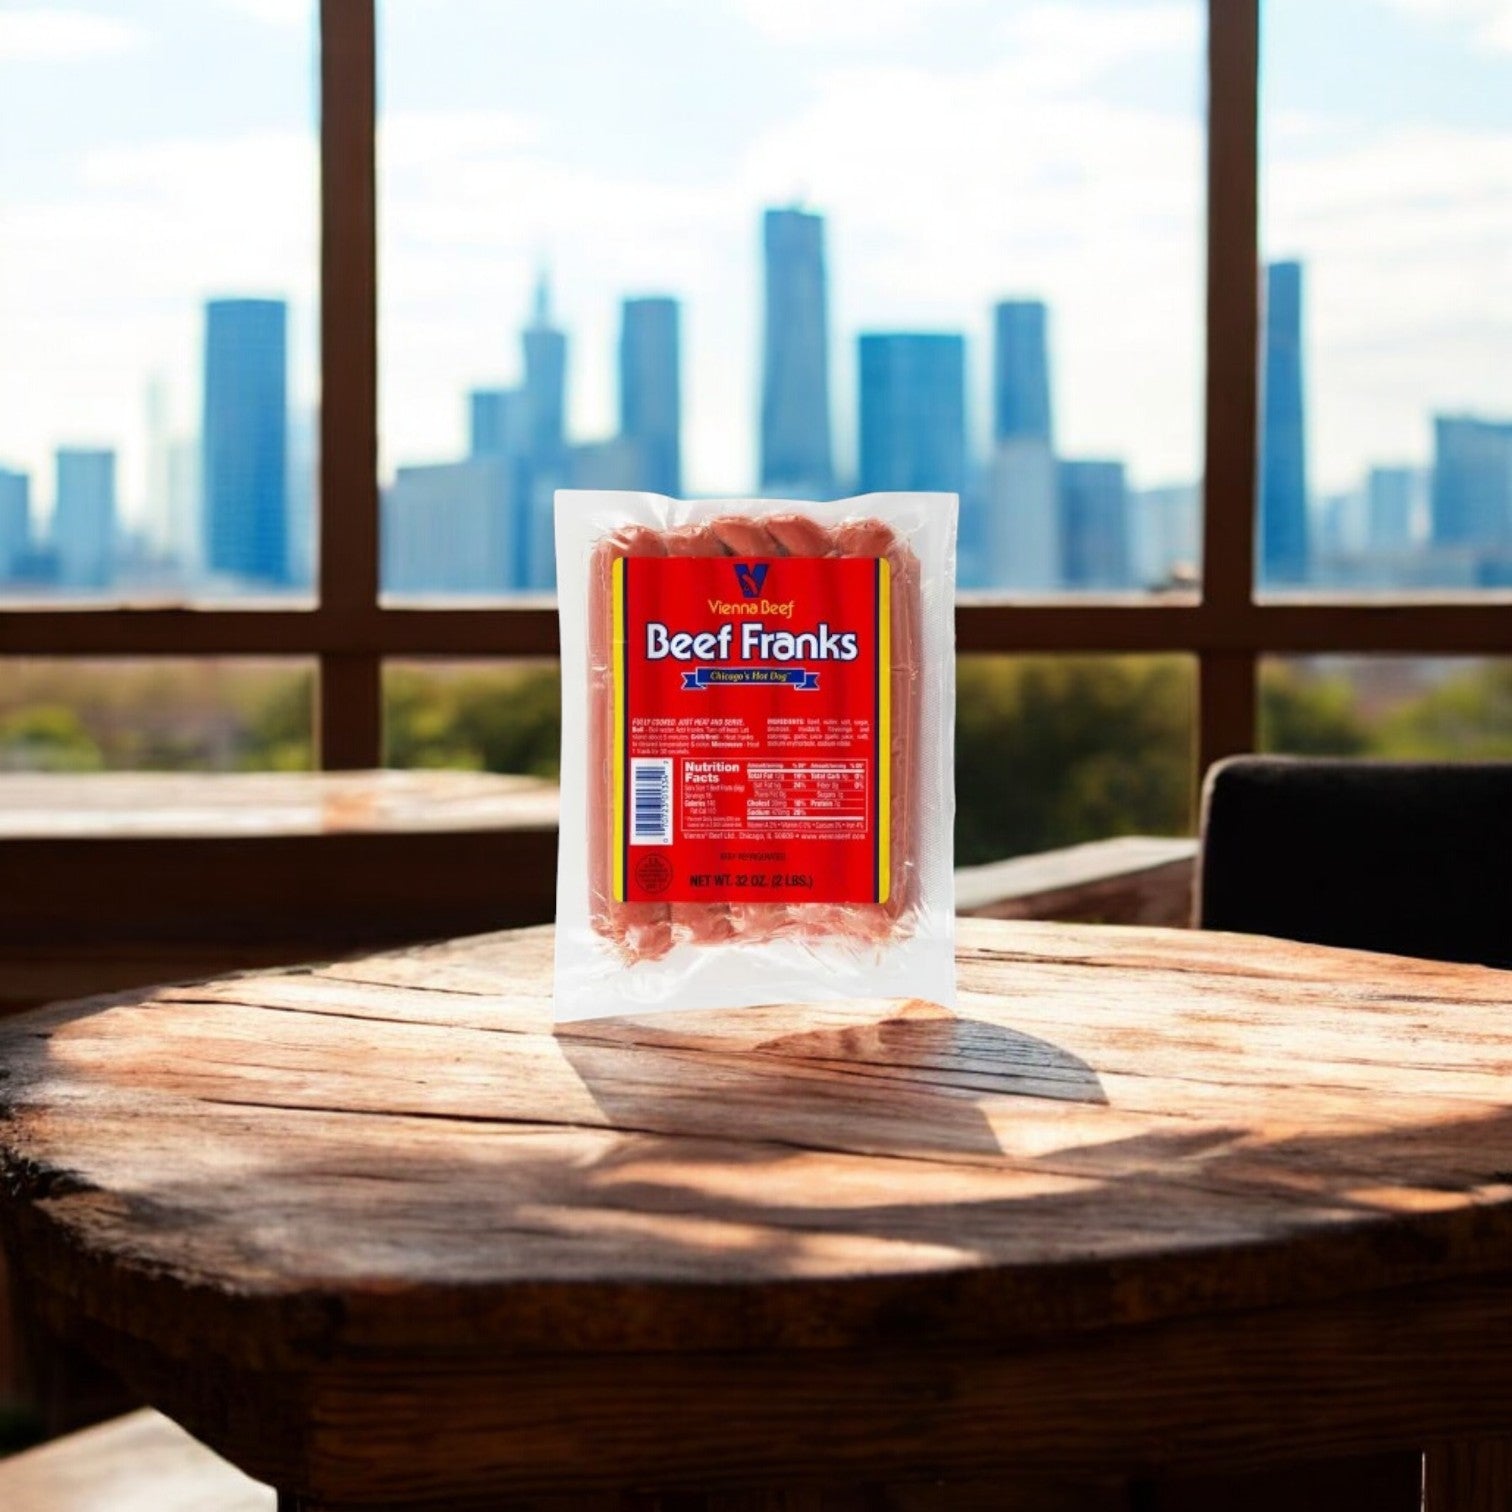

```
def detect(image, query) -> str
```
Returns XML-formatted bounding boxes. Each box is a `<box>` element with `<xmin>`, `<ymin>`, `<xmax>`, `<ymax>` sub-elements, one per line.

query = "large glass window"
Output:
<box><xmin>0</xmin><ymin>1</ymin><xmax>319</xmax><ymax>604</ymax></box>
<box><xmin>1259</xmin><ymin>0</ymin><xmax>1512</xmax><ymax>593</ymax></box>
<box><xmin>378</xmin><ymin>0</ymin><xmax>1205</xmax><ymax>600</ymax></box>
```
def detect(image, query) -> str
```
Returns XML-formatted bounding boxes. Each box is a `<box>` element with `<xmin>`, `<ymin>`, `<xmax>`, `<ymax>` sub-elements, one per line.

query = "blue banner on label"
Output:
<box><xmin>681</xmin><ymin>666</ymin><xmax>820</xmax><ymax>690</ymax></box>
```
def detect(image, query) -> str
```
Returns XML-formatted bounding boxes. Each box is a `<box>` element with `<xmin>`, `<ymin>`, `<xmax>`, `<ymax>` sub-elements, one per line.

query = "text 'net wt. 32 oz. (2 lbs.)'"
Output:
<box><xmin>554</xmin><ymin>492</ymin><xmax>957</xmax><ymax>1020</ymax></box>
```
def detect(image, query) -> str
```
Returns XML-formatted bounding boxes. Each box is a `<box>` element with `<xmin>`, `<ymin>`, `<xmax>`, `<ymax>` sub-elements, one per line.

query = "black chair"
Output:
<box><xmin>1197</xmin><ymin>756</ymin><xmax>1512</xmax><ymax>969</ymax></box>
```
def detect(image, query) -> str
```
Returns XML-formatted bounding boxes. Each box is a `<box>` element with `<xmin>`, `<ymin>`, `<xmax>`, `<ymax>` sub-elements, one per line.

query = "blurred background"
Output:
<box><xmin>1</xmin><ymin>0</ymin><xmax>1509</xmax><ymax>855</ymax></box>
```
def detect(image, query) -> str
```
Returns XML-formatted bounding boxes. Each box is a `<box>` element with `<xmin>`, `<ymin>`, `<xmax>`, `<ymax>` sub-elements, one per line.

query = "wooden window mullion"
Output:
<box><xmin>1198</xmin><ymin>0</ymin><xmax>1261</xmax><ymax>777</ymax></box>
<box><xmin>317</xmin><ymin>0</ymin><xmax>381</xmax><ymax>769</ymax></box>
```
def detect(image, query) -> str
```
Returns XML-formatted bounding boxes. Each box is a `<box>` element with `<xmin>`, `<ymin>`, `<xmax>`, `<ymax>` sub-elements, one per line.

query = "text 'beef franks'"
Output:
<box><xmin>554</xmin><ymin>492</ymin><xmax>957</xmax><ymax>1020</ymax></box>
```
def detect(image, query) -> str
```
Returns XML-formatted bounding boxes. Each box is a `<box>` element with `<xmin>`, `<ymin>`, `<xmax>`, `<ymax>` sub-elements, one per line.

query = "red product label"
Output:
<box><xmin>612</xmin><ymin>554</ymin><xmax>890</xmax><ymax>905</ymax></box>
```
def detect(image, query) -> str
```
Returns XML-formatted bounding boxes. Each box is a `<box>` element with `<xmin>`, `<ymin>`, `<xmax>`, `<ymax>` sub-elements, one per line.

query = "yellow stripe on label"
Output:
<box><xmin>878</xmin><ymin>555</ymin><xmax>891</xmax><ymax>905</ymax></box>
<box><xmin>612</xmin><ymin>555</ymin><xmax>626</xmax><ymax>902</ymax></box>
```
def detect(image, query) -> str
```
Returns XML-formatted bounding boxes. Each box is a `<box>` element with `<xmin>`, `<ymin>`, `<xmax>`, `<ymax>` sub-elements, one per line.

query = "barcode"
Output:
<box><xmin>631</xmin><ymin>759</ymin><xmax>673</xmax><ymax>845</ymax></box>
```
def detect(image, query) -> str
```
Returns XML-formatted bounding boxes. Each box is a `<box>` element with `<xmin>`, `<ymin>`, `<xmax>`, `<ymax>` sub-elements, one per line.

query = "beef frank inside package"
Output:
<box><xmin>554</xmin><ymin>492</ymin><xmax>957</xmax><ymax>1020</ymax></box>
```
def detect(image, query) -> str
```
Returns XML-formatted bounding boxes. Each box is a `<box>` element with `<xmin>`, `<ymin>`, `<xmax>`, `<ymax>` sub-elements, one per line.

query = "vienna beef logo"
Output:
<box><xmin>703</xmin><ymin>559</ymin><xmax>798</xmax><ymax>620</ymax></box>
<box><xmin>734</xmin><ymin>561</ymin><xmax>768</xmax><ymax>599</ymax></box>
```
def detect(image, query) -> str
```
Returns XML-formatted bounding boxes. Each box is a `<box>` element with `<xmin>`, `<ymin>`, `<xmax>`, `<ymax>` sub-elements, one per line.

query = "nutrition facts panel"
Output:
<box><xmin>679</xmin><ymin>759</ymin><xmax>871</xmax><ymax>836</ymax></box>
<box><xmin>746</xmin><ymin>761</ymin><xmax>869</xmax><ymax>825</ymax></box>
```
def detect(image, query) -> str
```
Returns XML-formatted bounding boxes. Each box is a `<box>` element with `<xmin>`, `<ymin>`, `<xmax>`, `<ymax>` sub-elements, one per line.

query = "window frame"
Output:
<box><xmin>2</xmin><ymin>1</ymin><xmax>1509</xmax><ymax>781</ymax></box>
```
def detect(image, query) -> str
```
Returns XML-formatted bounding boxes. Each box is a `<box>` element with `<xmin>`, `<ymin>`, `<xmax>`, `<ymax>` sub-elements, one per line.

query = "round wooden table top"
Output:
<box><xmin>4</xmin><ymin>918</ymin><xmax>1512</xmax><ymax>1504</ymax></box>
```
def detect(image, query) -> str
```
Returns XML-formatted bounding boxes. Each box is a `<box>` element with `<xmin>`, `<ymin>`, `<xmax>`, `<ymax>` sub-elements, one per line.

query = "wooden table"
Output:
<box><xmin>0</xmin><ymin>770</ymin><xmax>559</xmax><ymax>1015</ymax></box>
<box><xmin>2</xmin><ymin>919</ymin><xmax>1511</xmax><ymax>1510</ymax></box>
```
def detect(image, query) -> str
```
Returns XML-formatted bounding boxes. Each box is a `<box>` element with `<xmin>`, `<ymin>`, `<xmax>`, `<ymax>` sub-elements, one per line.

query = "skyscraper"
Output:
<box><xmin>286</xmin><ymin>409</ymin><xmax>315</xmax><ymax>590</ymax></box>
<box><xmin>1366</xmin><ymin>465</ymin><xmax>1420</xmax><ymax>554</ymax></box>
<box><xmin>1430</xmin><ymin>416</ymin><xmax>1512</xmax><ymax>550</ymax></box>
<box><xmin>1131</xmin><ymin>483</ymin><xmax>1200</xmax><ymax>589</ymax></box>
<box><xmin>0</xmin><ymin>467</ymin><xmax>31</xmax><ymax>582</ymax></box>
<box><xmin>1259</xmin><ymin>260</ymin><xmax>1309</xmax><ymax>585</ymax></box>
<box><xmin>570</xmin><ymin>437</ymin><xmax>646</xmax><ymax>492</ymax></box>
<box><xmin>518</xmin><ymin>275</ymin><xmax>568</xmax><ymax>590</ymax></box>
<box><xmin>167</xmin><ymin>438</ymin><xmax>202</xmax><ymax>580</ymax></box>
<box><xmin>857</xmin><ymin>334</ymin><xmax>967</xmax><ymax>496</ymax></box>
<box><xmin>469</xmin><ymin>388</ymin><xmax>528</xmax><ymax>461</ymax></box>
<box><xmin>382</xmin><ymin>458</ymin><xmax>517</xmax><ymax>595</ymax></box>
<box><xmin>1059</xmin><ymin>459</ymin><xmax>1131</xmax><ymax>590</ymax></box>
<box><xmin>53</xmin><ymin>447</ymin><xmax>116</xmax><ymax>590</ymax></box>
<box><xmin>761</xmin><ymin>207</ymin><xmax>833</xmax><ymax>494</ymax></box>
<box><xmin>992</xmin><ymin>300</ymin><xmax>1053</xmax><ymax>444</ymax></box>
<box><xmin>202</xmin><ymin>298</ymin><xmax>289</xmax><ymax>586</ymax></box>
<box><xmin>985</xmin><ymin>438</ymin><xmax>1060</xmax><ymax>590</ymax></box>
<box><xmin>620</xmin><ymin>296</ymin><xmax>681</xmax><ymax>496</ymax></box>
<box><xmin>143</xmin><ymin>374</ymin><xmax>175</xmax><ymax>560</ymax></box>
<box><xmin>523</xmin><ymin>273</ymin><xmax>567</xmax><ymax>471</ymax></box>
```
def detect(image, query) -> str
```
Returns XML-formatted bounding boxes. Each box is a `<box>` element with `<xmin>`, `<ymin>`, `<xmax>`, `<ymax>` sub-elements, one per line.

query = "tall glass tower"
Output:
<box><xmin>0</xmin><ymin>467</ymin><xmax>31</xmax><ymax>581</ymax></box>
<box><xmin>1431</xmin><ymin>416</ymin><xmax>1512</xmax><ymax>550</ymax></box>
<box><xmin>620</xmin><ymin>296</ymin><xmax>681</xmax><ymax>496</ymax></box>
<box><xmin>857</xmin><ymin>333</ymin><xmax>966</xmax><ymax>495</ymax></box>
<box><xmin>202</xmin><ymin>298</ymin><xmax>289</xmax><ymax>586</ymax></box>
<box><xmin>1259</xmin><ymin>260</ymin><xmax>1309</xmax><ymax>586</ymax></box>
<box><xmin>992</xmin><ymin>300</ymin><xmax>1053</xmax><ymax>444</ymax></box>
<box><xmin>760</xmin><ymin>208</ymin><xmax>833</xmax><ymax>494</ymax></box>
<box><xmin>53</xmin><ymin>448</ymin><xmax>116</xmax><ymax>589</ymax></box>
<box><xmin>1059</xmin><ymin>459</ymin><xmax>1131</xmax><ymax>589</ymax></box>
<box><xmin>523</xmin><ymin>273</ymin><xmax>567</xmax><ymax>472</ymax></box>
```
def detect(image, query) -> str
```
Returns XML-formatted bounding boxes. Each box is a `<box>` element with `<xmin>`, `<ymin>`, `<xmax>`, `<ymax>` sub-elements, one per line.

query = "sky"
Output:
<box><xmin>1</xmin><ymin>0</ymin><xmax>1510</xmax><ymax>527</ymax></box>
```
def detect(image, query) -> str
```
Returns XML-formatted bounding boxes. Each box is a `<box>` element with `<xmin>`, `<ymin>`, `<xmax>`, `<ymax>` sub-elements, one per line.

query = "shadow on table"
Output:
<box><xmin>558</xmin><ymin>998</ymin><xmax>1107</xmax><ymax>1162</ymax></box>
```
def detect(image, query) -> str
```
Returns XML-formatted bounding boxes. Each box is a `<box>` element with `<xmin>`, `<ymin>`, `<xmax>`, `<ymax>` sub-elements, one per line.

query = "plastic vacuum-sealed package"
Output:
<box><xmin>553</xmin><ymin>491</ymin><xmax>957</xmax><ymax>1021</ymax></box>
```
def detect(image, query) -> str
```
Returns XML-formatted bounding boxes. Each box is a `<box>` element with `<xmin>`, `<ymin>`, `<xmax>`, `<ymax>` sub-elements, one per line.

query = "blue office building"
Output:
<box><xmin>1059</xmin><ymin>459</ymin><xmax>1131</xmax><ymax>590</ymax></box>
<box><xmin>620</xmin><ymin>296</ymin><xmax>681</xmax><ymax>496</ymax></box>
<box><xmin>518</xmin><ymin>276</ymin><xmax>568</xmax><ymax>590</ymax></box>
<box><xmin>761</xmin><ymin>208</ymin><xmax>833</xmax><ymax>494</ymax></box>
<box><xmin>992</xmin><ymin>300</ymin><xmax>1053</xmax><ymax>444</ymax></box>
<box><xmin>53</xmin><ymin>448</ymin><xmax>116</xmax><ymax>590</ymax></box>
<box><xmin>1431</xmin><ymin>416</ymin><xmax>1512</xmax><ymax>550</ymax></box>
<box><xmin>1259</xmin><ymin>260</ymin><xmax>1310</xmax><ymax>585</ymax></box>
<box><xmin>382</xmin><ymin>458</ymin><xmax>516</xmax><ymax>594</ymax></box>
<box><xmin>857</xmin><ymin>334</ymin><xmax>967</xmax><ymax>496</ymax></box>
<box><xmin>0</xmin><ymin>467</ymin><xmax>30</xmax><ymax>581</ymax></box>
<box><xmin>469</xmin><ymin>388</ymin><xmax>528</xmax><ymax>461</ymax></box>
<box><xmin>1366</xmin><ymin>465</ymin><xmax>1418</xmax><ymax>553</ymax></box>
<box><xmin>523</xmin><ymin>274</ymin><xmax>567</xmax><ymax>474</ymax></box>
<box><xmin>202</xmin><ymin>298</ymin><xmax>289</xmax><ymax>585</ymax></box>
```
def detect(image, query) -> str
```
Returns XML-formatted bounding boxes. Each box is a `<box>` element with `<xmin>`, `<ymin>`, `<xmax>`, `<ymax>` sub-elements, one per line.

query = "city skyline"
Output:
<box><xmin>7</xmin><ymin>1</ymin><xmax>1510</xmax><ymax>531</ymax></box>
<box><xmin>6</xmin><ymin>206</ymin><xmax>1511</xmax><ymax>598</ymax></box>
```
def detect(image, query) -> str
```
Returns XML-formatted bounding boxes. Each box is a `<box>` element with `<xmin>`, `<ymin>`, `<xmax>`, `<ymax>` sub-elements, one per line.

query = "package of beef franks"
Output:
<box><xmin>553</xmin><ymin>491</ymin><xmax>957</xmax><ymax>1020</ymax></box>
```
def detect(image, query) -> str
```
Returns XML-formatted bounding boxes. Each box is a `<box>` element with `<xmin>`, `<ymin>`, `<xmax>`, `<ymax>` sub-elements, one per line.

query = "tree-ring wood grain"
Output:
<box><xmin>2</xmin><ymin>919</ymin><xmax>1512</xmax><ymax>1501</ymax></box>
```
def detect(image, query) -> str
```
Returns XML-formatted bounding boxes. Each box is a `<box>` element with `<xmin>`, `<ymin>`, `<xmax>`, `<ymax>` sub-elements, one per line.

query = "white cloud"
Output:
<box><xmin>1374</xmin><ymin>0</ymin><xmax>1512</xmax><ymax>51</ymax></box>
<box><xmin>0</xmin><ymin>10</ymin><xmax>143</xmax><ymax>62</ymax></box>
<box><xmin>220</xmin><ymin>0</ymin><xmax>313</xmax><ymax>28</ymax></box>
<box><xmin>729</xmin><ymin>0</ymin><xmax>988</xmax><ymax>46</ymax></box>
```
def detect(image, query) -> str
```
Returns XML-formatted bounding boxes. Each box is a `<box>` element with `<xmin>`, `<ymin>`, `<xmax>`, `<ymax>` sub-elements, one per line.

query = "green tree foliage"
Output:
<box><xmin>384</xmin><ymin>665</ymin><xmax>561</xmax><ymax>777</ymax></box>
<box><xmin>1374</xmin><ymin>660</ymin><xmax>1512</xmax><ymax>759</ymax></box>
<box><xmin>5</xmin><ymin>654</ymin><xmax>1511</xmax><ymax>865</ymax></box>
<box><xmin>241</xmin><ymin>668</ymin><xmax>316</xmax><ymax>770</ymax></box>
<box><xmin>0</xmin><ymin>706</ymin><xmax>104</xmax><ymax>772</ymax></box>
<box><xmin>1257</xmin><ymin>663</ymin><xmax>1370</xmax><ymax>756</ymax></box>
<box><xmin>0</xmin><ymin>662</ymin><xmax>314</xmax><ymax>772</ymax></box>
<box><xmin>956</xmin><ymin>656</ymin><xmax>1193</xmax><ymax>864</ymax></box>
